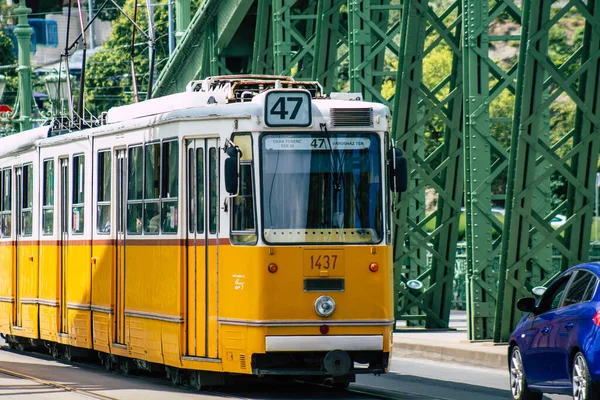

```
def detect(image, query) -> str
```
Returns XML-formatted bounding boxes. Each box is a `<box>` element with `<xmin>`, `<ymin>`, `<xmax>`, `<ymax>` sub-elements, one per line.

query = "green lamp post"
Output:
<box><xmin>0</xmin><ymin>74</ymin><xmax>6</xmax><ymax>102</ymax></box>
<box><xmin>13</xmin><ymin>0</ymin><xmax>33</xmax><ymax>132</ymax></box>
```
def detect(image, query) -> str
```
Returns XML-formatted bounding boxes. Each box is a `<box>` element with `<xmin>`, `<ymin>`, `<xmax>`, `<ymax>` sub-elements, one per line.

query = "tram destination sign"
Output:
<box><xmin>264</xmin><ymin>90</ymin><xmax>312</xmax><ymax>127</ymax></box>
<box><xmin>265</xmin><ymin>137</ymin><xmax>371</xmax><ymax>150</ymax></box>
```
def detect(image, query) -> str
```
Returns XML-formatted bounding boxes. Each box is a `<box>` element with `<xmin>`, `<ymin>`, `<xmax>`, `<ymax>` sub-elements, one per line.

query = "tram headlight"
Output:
<box><xmin>314</xmin><ymin>295</ymin><xmax>336</xmax><ymax>318</ymax></box>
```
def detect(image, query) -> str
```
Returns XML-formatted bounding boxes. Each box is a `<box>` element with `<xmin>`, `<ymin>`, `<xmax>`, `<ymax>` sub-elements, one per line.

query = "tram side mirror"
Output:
<box><xmin>388</xmin><ymin>147</ymin><xmax>408</xmax><ymax>193</ymax></box>
<box><xmin>225</xmin><ymin>146</ymin><xmax>240</xmax><ymax>195</ymax></box>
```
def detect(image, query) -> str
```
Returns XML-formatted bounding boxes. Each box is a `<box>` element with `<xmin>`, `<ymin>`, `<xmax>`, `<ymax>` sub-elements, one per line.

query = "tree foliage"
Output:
<box><xmin>85</xmin><ymin>0</ymin><xmax>203</xmax><ymax>115</ymax></box>
<box><xmin>85</xmin><ymin>0</ymin><xmax>170</xmax><ymax>115</ymax></box>
<box><xmin>0</xmin><ymin>31</ymin><xmax>18</xmax><ymax>107</ymax></box>
<box><xmin>96</xmin><ymin>0</ymin><xmax>127</xmax><ymax>22</ymax></box>
<box><xmin>0</xmin><ymin>32</ymin><xmax>16</xmax><ymax>66</ymax></box>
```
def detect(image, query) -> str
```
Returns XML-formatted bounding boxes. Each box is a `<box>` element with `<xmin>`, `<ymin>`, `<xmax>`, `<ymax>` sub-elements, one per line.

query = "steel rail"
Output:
<box><xmin>0</xmin><ymin>365</ymin><xmax>118</xmax><ymax>400</ymax></box>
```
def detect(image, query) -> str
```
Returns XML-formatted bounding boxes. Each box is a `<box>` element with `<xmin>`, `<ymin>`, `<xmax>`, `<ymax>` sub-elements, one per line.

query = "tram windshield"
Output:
<box><xmin>260</xmin><ymin>133</ymin><xmax>382</xmax><ymax>244</ymax></box>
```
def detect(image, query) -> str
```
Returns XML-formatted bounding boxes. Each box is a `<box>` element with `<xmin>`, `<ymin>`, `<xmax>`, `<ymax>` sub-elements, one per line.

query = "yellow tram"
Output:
<box><xmin>0</xmin><ymin>76</ymin><xmax>407</xmax><ymax>387</ymax></box>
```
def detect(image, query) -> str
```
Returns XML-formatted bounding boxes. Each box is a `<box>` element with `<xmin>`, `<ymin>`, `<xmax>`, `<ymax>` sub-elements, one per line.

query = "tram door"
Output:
<box><xmin>186</xmin><ymin>139</ymin><xmax>219</xmax><ymax>358</ymax></box>
<box><xmin>13</xmin><ymin>168</ymin><xmax>22</xmax><ymax>327</ymax></box>
<box><xmin>115</xmin><ymin>150</ymin><xmax>126</xmax><ymax>344</ymax></box>
<box><xmin>59</xmin><ymin>158</ymin><xmax>69</xmax><ymax>333</ymax></box>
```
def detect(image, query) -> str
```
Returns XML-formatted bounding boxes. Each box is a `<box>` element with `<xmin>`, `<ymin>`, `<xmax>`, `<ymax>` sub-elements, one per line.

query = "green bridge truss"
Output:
<box><xmin>153</xmin><ymin>0</ymin><xmax>600</xmax><ymax>342</ymax></box>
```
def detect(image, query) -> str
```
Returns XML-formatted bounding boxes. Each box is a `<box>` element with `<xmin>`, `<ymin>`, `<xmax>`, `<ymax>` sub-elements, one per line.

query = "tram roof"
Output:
<box><xmin>0</xmin><ymin>125</ymin><xmax>50</xmax><ymax>158</ymax></box>
<box><xmin>1</xmin><ymin>75</ymin><xmax>391</xmax><ymax>155</ymax></box>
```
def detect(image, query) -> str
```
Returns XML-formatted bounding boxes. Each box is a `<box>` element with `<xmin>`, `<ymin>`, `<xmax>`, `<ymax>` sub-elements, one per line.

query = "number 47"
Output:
<box><xmin>270</xmin><ymin>97</ymin><xmax>303</xmax><ymax>120</ymax></box>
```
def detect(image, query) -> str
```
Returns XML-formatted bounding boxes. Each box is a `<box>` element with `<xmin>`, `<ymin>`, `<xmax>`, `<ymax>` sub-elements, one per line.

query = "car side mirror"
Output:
<box><xmin>516</xmin><ymin>297</ymin><xmax>537</xmax><ymax>313</ymax></box>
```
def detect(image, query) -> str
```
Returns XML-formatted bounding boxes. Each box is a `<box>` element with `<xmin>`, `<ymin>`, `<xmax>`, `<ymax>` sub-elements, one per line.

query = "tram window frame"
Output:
<box><xmin>1</xmin><ymin>168</ymin><xmax>12</xmax><ymax>238</ymax></box>
<box><xmin>187</xmin><ymin>147</ymin><xmax>205</xmax><ymax>235</ymax></box>
<box><xmin>20</xmin><ymin>163</ymin><xmax>33</xmax><ymax>237</ymax></box>
<box><xmin>230</xmin><ymin>133</ymin><xmax>257</xmax><ymax>245</ymax></box>
<box><xmin>259</xmin><ymin>132</ymin><xmax>383</xmax><ymax>245</ymax></box>
<box><xmin>161</xmin><ymin>140</ymin><xmax>179</xmax><ymax>234</ymax></box>
<box><xmin>96</xmin><ymin>150</ymin><xmax>111</xmax><ymax>234</ymax></box>
<box><xmin>127</xmin><ymin>145</ymin><xmax>143</xmax><ymax>234</ymax></box>
<box><xmin>127</xmin><ymin>140</ymin><xmax>179</xmax><ymax>235</ymax></box>
<box><xmin>385</xmin><ymin>132</ymin><xmax>391</xmax><ymax>245</ymax></box>
<box><xmin>42</xmin><ymin>159</ymin><xmax>54</xmax><ymax>235</ymax></box>
<box><xmin>144</xmin><ymin>142</ymin><xmax>160</xmax><ymax>234</ymax></box>
<box><xmin>209</xmin><ymin>146</ymin><xmax>218</xmax><ymax>235</ymax></box>
<box><xmin>72</xmin><ymin>154</ymin><xmax>85</xmax><ymax>235</ymax></box>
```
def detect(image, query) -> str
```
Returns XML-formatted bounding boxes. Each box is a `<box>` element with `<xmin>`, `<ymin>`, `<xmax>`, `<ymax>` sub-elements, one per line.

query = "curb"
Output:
<box><xmin>392</xmin><ymin>340</ymin><xmax>508</xmax><ymax>370</ymax></box>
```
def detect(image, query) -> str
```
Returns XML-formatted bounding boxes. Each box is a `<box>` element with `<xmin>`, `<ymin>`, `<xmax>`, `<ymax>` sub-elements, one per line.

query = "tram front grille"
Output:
<box><xmin>330</xmin><ymin>108</ymin><xmax>373</xmax><ymax>127</ymax></box>
<box><xmin>304</xmin><ymin>278</ymin><xmax>345</xmax><ymax>292</ymax></box>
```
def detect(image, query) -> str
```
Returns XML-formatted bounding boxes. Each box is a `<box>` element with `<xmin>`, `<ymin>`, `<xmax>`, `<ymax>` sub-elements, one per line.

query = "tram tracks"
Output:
<box><xmin>0</xmin><ymin>344</ymin><xmax>401</xmax><ymax>400</ymax></box>
<box><xmin>0</xmin><ymin>344</ymin><xmax>257</xmax><ymax>400</ymax></box>
<box><xmin>0</xmin><ymin>365</ymin><xmax>119</xmax><ymax>400</ymax></box>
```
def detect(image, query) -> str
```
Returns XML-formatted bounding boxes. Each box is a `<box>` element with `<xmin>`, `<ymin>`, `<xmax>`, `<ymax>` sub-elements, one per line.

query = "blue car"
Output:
<box><xmin>509</xmin><ymin>263</ymin><xmax>600</xmax><ymax>400</ymax></box>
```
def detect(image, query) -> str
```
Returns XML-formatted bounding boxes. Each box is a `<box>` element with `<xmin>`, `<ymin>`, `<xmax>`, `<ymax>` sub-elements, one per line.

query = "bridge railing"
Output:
<box><xmin>450</xmin><ymin>242</ymin><xmax>600</xmax><ymax>310</ymax></box>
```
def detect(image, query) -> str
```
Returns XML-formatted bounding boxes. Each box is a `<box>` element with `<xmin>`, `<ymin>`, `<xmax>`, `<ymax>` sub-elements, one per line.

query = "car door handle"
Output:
<box><xmin>565</xmin><ymin>323</ymin><xmax>574</xmax><ymax>331</ymax></box>
<box><xmin>541</xmin><ymin>327</ymin><xmax>550</xmax><ymax>334</ymax></box>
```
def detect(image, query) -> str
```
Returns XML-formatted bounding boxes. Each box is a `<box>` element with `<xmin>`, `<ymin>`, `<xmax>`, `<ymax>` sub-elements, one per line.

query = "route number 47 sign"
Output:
<box><xmin>264</xmin><ymin>90</ymin><xmax>312</xmax><ymax>127</ymax></box>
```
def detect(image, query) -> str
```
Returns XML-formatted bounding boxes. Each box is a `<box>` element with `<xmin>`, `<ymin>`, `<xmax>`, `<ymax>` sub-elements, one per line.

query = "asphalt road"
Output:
<box><xmin>0</xmin><ymin>340</ymin><xmax>570</xmax><ymax>399</ymax></box>
<box><xmin>361</xmin><ymin>356</ymin><xmax>567</xmax><ymax>400</ymax></box>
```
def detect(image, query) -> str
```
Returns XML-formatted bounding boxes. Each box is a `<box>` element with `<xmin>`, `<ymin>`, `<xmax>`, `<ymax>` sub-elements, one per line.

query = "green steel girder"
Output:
<box><xmin>348</xmin><ymin>0</ymin><xmax>401</xmax><ymax>104</ymax></box>
<box><xmin>496</xmin><ymin>0</ymin><xmax>600</xmax><ymax>342</ymax></box>
<box><xmin>462</xmin><ymin>0</ymin><xmax>530</xmax><ymax>340</ymax></box>
<box><xmin>312</xmin><ymin>0</ymin><xmax>347</xmax><ymax>93</ymax></box>
<box><xmin>272</xmin><ymin>0</ymin><xmax>321</xmax><ymax>77</ymax></box>
<box><xmin>175</xmin><ymin>0</ymin><xmax>191</xmax><ymax>44</ymax></box>
<box><xmin>153</xmin><ymin>0</ymin><xmax>254</xmax><ymax>97</ymax></box>
<box><xmin>253</xmin><ymin>0</ymin><xmax>347</xmax><ymax>86</ymax></box>
<box><xmin>254</xmin><ymin>0</ymin><xmax>401</xmax><ymax>101</ymax></box>
<box><xmin>252</xmin><ymin>0</ymin><xmax>275</xmax><ymax>74</ymax></box>
<box><xmin>393</xmin><ymin>0</ymin><xmax>463</xmax><ymax>329</ymax></box>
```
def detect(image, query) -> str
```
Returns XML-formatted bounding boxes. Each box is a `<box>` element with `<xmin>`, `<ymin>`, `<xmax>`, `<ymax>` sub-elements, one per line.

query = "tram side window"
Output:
<box><xmin>128</xmin><ymin>146</ymin><xmax>143</xmax><ymax>234</ymax></box>
<box><xmin>72</xmin><ymin>155</ymin><xmax>85</xmax><ymax>234</ymax></box>
<box><xmin>20</xmin><ymin>164</ymin><xmax>33</xmax><ymax>237</ymax></box>
<box><xmin>196</xmin><ymin>148</ymin><xmax>204</xmax><ymax>234</ymax></box>
<box><xmin>144</xmin><ymin>143</ymin><xmax>160</xmax><ymax>234</ymax></box>
<box><xmin>231</xmin><ymin>134</ymin><xmax>257</xmax><ymax>245</ymax></box>
<box><xmin>161</xmin><ymin>140</ymin><xmax>178</xmax><ymax>233</ymax></box>
<box><xmin>42</xmin><ymin>160</ymin><xmax>54</xmax><ymax>235</ymax></box>
<box><xmin>97</xmin><ymin>151</ymin><xmax>111</xmax><ymax>234</ymax></box>
<box><xmin>1</xmin><ymin>168</ymin><xmax>11</xmax><ymax>238</ymax></box>
<box><xmin>187</xmin><ymin>147</ymin><xmax>205</xmax><ymax>234</ymax></box>
<box><xmin>209</xmin><ymin>147</ymin><xmax>218</xmax><ymax>234</ymax></box>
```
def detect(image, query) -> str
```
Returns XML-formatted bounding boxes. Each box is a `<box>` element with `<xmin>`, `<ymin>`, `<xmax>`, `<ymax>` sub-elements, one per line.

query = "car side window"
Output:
<box><xmin>583</xmin><ymin>275</ymin><xmax>598</xmax><ymax>302</ymax></box>
<box><xmin>550</xmin><ymin>284</ymin><xmax>568</xmax><ymax>310</ymax></box>
<box><xmin>563</xmin><ymin>271</ymin><xmax>597</xmax><ymax>306</ymax></box>
<box><xmin>537</xmin><ymin>274</ymin><xmax>571</xmax><ymax>312</ymax></box>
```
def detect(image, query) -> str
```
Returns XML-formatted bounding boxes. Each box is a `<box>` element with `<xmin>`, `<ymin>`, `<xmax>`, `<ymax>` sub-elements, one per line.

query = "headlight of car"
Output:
<box><xmin>314</xmin><ymin>295</ymin><xmax>336</xmax><ymax>318</ymax></box>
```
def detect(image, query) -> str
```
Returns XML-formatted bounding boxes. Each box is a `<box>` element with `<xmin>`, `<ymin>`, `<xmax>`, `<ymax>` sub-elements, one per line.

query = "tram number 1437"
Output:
<box><xmin>310</xmin><ymin>255</ymin><xmax>338</xmax><ymax>270</ymax></box>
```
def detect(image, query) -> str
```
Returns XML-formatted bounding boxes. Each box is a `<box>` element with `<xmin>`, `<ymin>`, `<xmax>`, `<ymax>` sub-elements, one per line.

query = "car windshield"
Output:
<box><xmin>260</xmin><ymin>133</ymin><xmax>382</xmax><ymax>244</ymax></box>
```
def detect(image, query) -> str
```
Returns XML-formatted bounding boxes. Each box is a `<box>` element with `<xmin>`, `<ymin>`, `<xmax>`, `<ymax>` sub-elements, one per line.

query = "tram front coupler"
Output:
<box><xmin>323</xmin><ymin>349</ymin><xmax>352</xmax><ymax>377</ymax></box>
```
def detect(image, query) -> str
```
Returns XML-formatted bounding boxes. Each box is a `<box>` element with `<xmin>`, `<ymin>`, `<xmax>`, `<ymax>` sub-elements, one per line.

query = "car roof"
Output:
<box><xmin>563</xmin><ymin>262</ymin><xmax>600</xmax><ymax>275</ymax></box>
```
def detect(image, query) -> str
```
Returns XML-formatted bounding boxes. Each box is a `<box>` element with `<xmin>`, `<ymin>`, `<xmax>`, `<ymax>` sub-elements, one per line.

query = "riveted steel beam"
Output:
<box><xmin>153</xmin><ymin>0</ymin><xmax>254</xmax><ymax>97</ymax></box>
<box><xmin>348</xmin><ymin>0</ymin><xmax>402</xmax><ymax>105</ymax></box>
<box><xmin>393</xmin><ymin>0</ymin><xmax>463</xmax><ymax>329</ymax></box>
<box><xmin>496</xmin><ymin>0</ymin><xmax>600</xmax><ymax>342</ymax></box>
<box><xmin>312</xmin><ymin>0</ymin><xmax>346</xmax><ymax>93</ymax></box>
<box><xmin>463</xmin><ymin>0</ymin><xmax>530</xmax><ymax>340</ymax></box>
<box><xmin>252</xmin><ymin>0</ymin><xmax>275</xmax><ymax>74</ymax></box>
